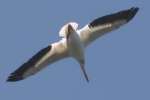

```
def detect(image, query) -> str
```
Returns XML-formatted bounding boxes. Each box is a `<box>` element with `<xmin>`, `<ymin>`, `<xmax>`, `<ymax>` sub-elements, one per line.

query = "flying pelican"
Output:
<box><xmin>7</xmin><ymin>7</ymin><xmax>139</xmax><ymax>82</ymax></box>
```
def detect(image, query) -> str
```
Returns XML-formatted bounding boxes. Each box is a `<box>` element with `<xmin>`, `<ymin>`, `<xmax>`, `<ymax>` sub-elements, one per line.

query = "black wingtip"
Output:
<box><xmin>89</xmin><ymin>7</ymin><xmax>139</xmax><ymax>28</ymax></box>
<box><xmin>126</xmin><ymin>7</ymin><xmax>139</xmax><ymax>22</ymax></box>
<box><xmin>7</xmin><ymin>45</ymin><xmax>52</xmax><ymax>82</ymax></box>
<box><xmin>7</xmin><ymin>74</ymin><xmax>24</xmax><ymax>82</ymax></box>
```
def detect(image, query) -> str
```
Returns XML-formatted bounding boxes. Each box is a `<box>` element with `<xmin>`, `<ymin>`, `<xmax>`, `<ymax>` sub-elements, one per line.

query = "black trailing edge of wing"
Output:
<box><xmin>7</xmin><ymin>45</ymin><xmax>52</xmax><ymax>82</ymax></box>
<box><xmin>89</xmin><ymin>7</ymin><xmax>139</xmax><ymax>28</ymax></box>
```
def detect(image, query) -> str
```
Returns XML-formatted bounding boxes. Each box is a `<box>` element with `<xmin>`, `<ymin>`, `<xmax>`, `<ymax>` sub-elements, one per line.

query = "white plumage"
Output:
<box><xmin>59</xmin><ymin>22</ymin><xmax>78</xmax><ymax>38</ymax></box>
<box><xmin>7</xmin><ymin>7</ymin><xmax>139</xmax><ymax>82</ymax></box>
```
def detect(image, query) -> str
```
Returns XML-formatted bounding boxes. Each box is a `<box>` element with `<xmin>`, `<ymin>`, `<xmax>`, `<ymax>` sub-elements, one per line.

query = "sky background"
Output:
<box><xmin>0</xmin><ymin>0</ymin><xmax>149</xmax><ymax>100</ymax></box>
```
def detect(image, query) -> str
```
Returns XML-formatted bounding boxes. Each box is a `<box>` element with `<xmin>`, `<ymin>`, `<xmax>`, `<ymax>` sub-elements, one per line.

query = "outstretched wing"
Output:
<box><xmin>78</xmin><ymin>7</ymin><xmax>139</xmax><ymax>47</ymax></box>
<box><xmin>7</xmin><ymin>40</ymin><xmax>69</xmax><ymax>82</ymax></box>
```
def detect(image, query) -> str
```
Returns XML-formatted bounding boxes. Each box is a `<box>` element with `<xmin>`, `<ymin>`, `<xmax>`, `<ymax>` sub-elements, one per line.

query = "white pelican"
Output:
<box><xmin>7</xmin><ymin>7</ymin><xmax>139</xmax><ymax>82</ymax></box>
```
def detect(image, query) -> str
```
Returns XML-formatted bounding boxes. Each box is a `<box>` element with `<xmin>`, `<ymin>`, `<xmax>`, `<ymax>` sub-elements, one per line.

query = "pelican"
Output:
<box><xmin>7</xmin><ymin>7</ymin><xmax>139</xmax><ymax>82</ymax></box>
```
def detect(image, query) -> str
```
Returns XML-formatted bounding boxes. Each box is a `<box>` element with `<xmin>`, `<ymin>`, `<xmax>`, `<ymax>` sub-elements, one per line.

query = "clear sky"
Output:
<box><xmin>0</xmin><ymin>0</ymin><xmax>149</xmax><ymax>100</ymax></box>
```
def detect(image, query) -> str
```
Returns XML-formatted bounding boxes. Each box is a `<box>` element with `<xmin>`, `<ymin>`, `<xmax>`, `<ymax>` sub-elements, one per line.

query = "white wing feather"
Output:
<box><xmin>77</xmin><ymin>20</ymin><xmax>126</xmax><ymax>47</ymax></box>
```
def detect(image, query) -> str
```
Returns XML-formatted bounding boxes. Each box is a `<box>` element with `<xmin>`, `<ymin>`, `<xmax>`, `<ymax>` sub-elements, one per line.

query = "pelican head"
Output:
<box><xmin>59</xmin><ymin>22</ymin><xmax>78</xmax><ymax>38</ymax></box>
<box><xmin>67</xmin><ymin>24</ymin><xmax>75</xmax><ymax>33</ymax></box>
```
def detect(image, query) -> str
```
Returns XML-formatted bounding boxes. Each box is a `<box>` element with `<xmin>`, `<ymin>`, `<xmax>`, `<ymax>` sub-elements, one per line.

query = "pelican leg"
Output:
<box><xmin>79</xmin><ymin>60</ymin><xmax>89</xmax><ymax>82</ymax></box>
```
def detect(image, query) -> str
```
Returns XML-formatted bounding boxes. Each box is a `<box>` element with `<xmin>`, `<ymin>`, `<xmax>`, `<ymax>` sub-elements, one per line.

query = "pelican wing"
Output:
<box><xmin>78</xmin><ymin>7</ymin><xmax>139</xmax><ymax>46</ymax></box>
<box><xmin>7</xmin><ymin>40</ymin><xmax>68</xmax><ymax>82</ymax></box>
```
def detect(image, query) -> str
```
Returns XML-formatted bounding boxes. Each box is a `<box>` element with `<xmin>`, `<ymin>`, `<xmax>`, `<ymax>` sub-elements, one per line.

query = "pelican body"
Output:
<box><xmin>67</xmin><ymin>24</ymin><xmax>89</xmax><ymax>82</ymax></box>
<box><xmin>7</xmin><ymin>7</ymin><xmax>139</xmax><ymax>82</ymax></box>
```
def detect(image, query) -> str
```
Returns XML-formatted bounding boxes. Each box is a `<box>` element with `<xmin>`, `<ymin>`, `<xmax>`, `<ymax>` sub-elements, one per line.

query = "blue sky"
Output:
<box><xmin>0</xmin><ymin>0</ymin><xmax>149</xmax><ymax>100</ymax></box>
